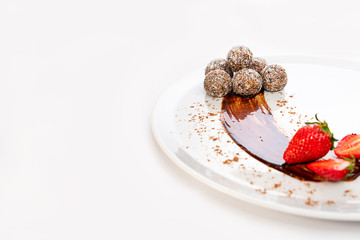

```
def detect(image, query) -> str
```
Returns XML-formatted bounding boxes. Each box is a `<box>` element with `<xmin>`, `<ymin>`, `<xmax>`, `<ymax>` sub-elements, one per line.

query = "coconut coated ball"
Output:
<box><xmin>205</xmin><ymin>58</ymin><xmax>233</xmax><ymax>77</ymax></box>
<box><xmin>226</xmin><ymin>46</ymin><xmax>253</xmax><ymax>72</ymax></box>
<box><xmin>204</xmin><ymin>70</ymin><xmax>232</xmax><ymax>97</ymax></box>
<box><xmin>232</xmin><ymin>69</ymin><xmax>262</xmax><ymax>97</ymax></box>
<box><xmin>261</xmin><ymin>64</ymin><xmax>287</xmax><ymax>92</ymax></box>
<box><xmin>251</xmin><ymin>57</ymin><xmax>267</xmax><ymax>73</ymax></box>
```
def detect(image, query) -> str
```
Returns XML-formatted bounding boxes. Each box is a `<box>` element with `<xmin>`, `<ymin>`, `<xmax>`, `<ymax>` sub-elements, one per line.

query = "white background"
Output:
<box><xmin>1</xmin><ymin>0</ymin><xmax>360</xmax><ymax>239</ymax></box>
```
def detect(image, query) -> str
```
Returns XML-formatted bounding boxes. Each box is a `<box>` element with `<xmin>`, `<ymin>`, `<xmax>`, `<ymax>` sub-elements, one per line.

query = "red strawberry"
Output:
<box><xmin>334</xmin><ymin>134</ymin><xmax>360</xmax><ymax>159</ymax></box>
<box><xmin>283</xmin><ymin>114</ymin><xmax>337</xmax><ymax>164</ymax></box>
<box><xmin>307</xmin><ymin>157</ymin><xmax>356</xmax><ymax>181</ymax></box>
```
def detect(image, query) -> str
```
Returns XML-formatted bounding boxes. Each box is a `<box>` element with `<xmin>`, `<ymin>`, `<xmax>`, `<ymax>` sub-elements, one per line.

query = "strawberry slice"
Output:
<box><xmin>334</xmin><ymin>134</ymin><xmax>360</xmax><ymax>159</ymax></box>
<box><xmin>283</xmin><ymin>114</ymin><xmax>337</xmax><ymax>164</ymax></box>
<box><xmin>307</xmin><ymin>157</ymin><xmax>356</xmax><ymax>181</ymax></box>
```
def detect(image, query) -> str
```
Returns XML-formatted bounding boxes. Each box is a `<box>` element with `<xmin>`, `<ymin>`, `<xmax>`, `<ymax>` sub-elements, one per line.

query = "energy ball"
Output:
<box><xmin>226</xmin><ymin>46</ymin><xmax>253</xmax><ymax>72</ymax></box>
<box><xmin>232</xmin><ymin>69</ymin><xmax>262</xmax><ymax>97</ymax></box>
<box><xmin>262</xmin><ymin>64</ymin><xmax>287</xmax><ymax>92</ymax></box>
<box><xmin>204</xmin><ymin>70</ymin><xmax>232</xmax><ymax>97</ymax></box>
<box><xmin>251</xmin><ymin>57</ymin><xmax>267</xmax><ymax>73</ymax></box>
<box><xmin>205</xmin><ymin>58</ymin><xmax>233</xmax><ymax>77</ymax></box>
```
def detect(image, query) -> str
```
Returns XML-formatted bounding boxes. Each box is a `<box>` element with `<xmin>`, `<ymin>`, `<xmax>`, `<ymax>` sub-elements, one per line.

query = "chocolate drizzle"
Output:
<box><xmin>221</xmin><ymin>93</ymin><xmax>360</xmax><ymax>182</ymax></box>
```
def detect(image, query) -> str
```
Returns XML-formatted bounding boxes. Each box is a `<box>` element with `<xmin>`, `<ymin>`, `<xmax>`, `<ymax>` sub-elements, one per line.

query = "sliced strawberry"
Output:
<box><xmin>283</xmin><ymin>114</ymin><xmax>337</xmax><ymax>164</ymax></box>
<box><xmin>334</xmin><ymin>134</ymin><xmax>360</xmax><ymax>159</ymax></box>
<box><xmin>307</xmin><ymin>157</ymin><xmax>356</xmax><ymax>181</ymax></box>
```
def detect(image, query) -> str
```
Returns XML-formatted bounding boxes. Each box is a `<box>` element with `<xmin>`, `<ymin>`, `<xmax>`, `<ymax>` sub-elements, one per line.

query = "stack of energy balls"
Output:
<box><xmin>204</xmin><ymin>46</ymin><xmax>288</xmax><ymax>97</ymax></box>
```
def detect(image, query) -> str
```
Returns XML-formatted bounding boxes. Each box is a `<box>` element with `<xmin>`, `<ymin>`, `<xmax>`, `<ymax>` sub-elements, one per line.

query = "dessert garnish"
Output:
<box><xmin>307</xmin><ymin>156</ymin><xmax>357</xmax><ymax>181</ymax></box>
<box><xmin>221</xmin><ymin>94</ymin><xmax>360</xmax><ymax>181</ymax></box>
<box><xmin>334</xmin><ymin>134</ymin><xmax>360</xmax><ymax>159</ymax></box>
<box><xmin>283</xmin><ymin>114</ymin><xmax>337</xmax><ymax>164</ymax></box>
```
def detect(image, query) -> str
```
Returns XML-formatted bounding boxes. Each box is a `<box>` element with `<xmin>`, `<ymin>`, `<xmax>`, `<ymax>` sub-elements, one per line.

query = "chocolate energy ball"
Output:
<box><xmin>205</xmin><ymin>58</ymin><xmax>233</xmax><ymax>77</ymax></box>
<box><xmin>232</xmin><ymin>69</ymin><xmax>262</xmax><ymax>97</ymax></box>
<box><xmin>251</xmin><ymin>57</ymin><xmax>267</xmax><ymax>73</ymax></box>
<box><xmin>261</xmin><ymin>64</ymin><xmax>288</xmax><ymax>92</ymax></box>
<box><xmin>226</xmin><ymin>46</ymin><xmax>253</xmax><ymax>72</ymax></box>
<box><xmin>204</xmin><ymin>70</ymin><xmax>232</xmax><ymax>97</ymax></box>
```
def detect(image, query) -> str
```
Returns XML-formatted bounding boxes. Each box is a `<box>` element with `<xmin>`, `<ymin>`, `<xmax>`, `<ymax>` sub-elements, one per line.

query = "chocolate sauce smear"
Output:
<box><xmin>221</xmin><ymin>93</ymin><xmax>360</xmax><ymax>182</ymax></box>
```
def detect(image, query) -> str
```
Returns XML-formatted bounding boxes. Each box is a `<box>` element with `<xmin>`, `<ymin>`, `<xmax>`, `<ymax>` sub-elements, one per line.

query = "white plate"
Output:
<box><xmin>152</xmin><ymin>56</ymin><xmax>360</xmax><ymax>221</ymax></box>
